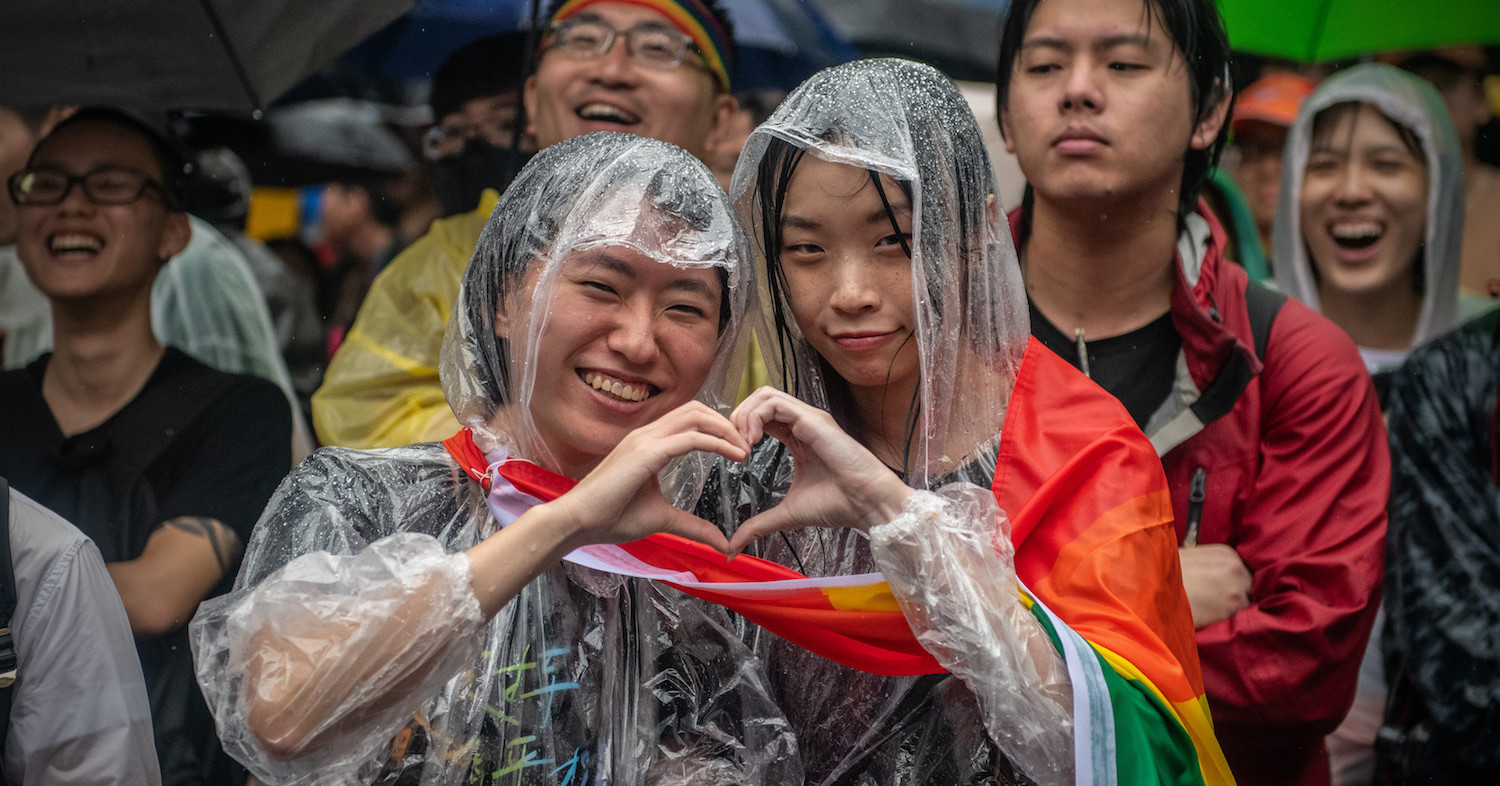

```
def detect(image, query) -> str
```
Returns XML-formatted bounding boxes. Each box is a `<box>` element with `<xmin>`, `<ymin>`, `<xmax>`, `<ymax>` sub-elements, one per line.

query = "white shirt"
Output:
<box><xmin>3</xmin><ymin>489</ymin><xmax>160</xmax><ymax>786</ymax></box>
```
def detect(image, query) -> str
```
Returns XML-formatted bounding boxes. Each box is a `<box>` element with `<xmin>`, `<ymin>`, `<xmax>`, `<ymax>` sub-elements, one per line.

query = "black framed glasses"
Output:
<box><xmin>546</xmin><ymin>18</ymin><xmax>701</xmax><ymax>70</ymax></box>
<box><xmin>7</xmin><ymin>166</ymin><xmax>177</xmax><ymax>209</ymax></box>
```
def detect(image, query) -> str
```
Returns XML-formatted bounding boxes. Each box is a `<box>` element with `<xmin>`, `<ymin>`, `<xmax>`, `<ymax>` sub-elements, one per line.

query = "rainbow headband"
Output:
<box><xmin>551</xmin><ymin>0</ymin><xmax>733</xmax><ymax>92</ymax></box>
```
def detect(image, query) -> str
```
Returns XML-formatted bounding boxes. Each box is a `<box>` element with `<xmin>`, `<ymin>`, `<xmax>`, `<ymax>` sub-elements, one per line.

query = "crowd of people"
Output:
<box><xmin>0</xmin><ymin>0</ymin><xmax>1496</xmax><ymax>784</ymax></box>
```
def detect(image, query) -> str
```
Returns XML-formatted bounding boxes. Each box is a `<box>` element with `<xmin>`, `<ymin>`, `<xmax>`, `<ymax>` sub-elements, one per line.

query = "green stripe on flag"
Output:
<box><xmin>1027</xmin><ymin>605</ymin><xmax>1207</xmax><ymax>785</ymax></box>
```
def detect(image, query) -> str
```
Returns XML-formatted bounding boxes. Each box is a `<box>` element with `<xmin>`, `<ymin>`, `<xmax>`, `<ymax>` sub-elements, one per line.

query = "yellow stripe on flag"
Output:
<box><xmin>822</xmin><ymin>582</ymin><xmax>903</xmax><ymax>612</ymax></box>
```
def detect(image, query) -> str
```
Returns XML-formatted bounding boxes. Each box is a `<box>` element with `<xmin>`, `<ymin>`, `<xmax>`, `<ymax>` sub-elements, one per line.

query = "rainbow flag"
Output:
<box><xmin>443</xmin><ymin>338</ymin><xmax>1233</xmax><ymax>784</ymax></box>
<box><xmin>991</xmin><ymin>339</ymin><xmax>1233</xmax><ymax>785</ymax></box>
<box><xmin>445</xmin><ymin>429</ymin><xmax>942</xmax><ymax>676</ymax></box>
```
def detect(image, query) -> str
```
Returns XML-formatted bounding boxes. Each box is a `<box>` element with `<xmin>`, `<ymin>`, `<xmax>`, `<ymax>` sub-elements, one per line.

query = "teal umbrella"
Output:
<box><xmin>1217</xmin><ymin>0</ymin><xmax>1500</xmax><ymax>63</ymax></box>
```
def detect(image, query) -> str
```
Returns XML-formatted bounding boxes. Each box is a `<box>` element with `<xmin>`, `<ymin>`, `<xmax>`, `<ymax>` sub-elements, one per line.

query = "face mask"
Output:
<box><xmin>431</xmin><ymin>139</ymin><xmax>533</xmax><ymax>217</ymax></box>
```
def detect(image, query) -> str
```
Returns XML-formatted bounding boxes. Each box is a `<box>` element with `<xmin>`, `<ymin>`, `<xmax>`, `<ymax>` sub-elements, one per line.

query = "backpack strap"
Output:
<box><xmin>1244</xmin><ymin>281</ymin><xmax>1286</xmax><ymax>363</ymax></box>
<box><xmin>1184</xmin><ymin>282</ymin><xmax>1287</xmax><ymax>432</ymax></box>
<box><xmin>0</xmin><ymin>475</ymin><xmax>15</xmax><ymax>748</ymax></box>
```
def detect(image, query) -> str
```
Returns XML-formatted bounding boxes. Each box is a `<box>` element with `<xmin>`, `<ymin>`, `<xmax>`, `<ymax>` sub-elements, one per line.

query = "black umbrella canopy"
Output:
<box><xmin>0</xmin><ymin>0</ymin><xmax>413</xmax><ymax>113</ymax></box>
<box><xmin>813</xmin><ymin>0</ymin><xmax>1007</xmax><ymax>83</ymax></box>
<box><xmin>175</xmin><ymin>100</ymin><xmax>416</xmax><ymax>187</ymax></box>
<box><xmin>260</xmin><ymin>100</ymin><xmax>415</xmax><ymax>185</ymax></box>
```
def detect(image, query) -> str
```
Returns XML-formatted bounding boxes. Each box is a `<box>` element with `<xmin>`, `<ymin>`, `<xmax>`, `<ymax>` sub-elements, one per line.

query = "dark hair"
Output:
<box><xmin>331</xmin><ymin>178</ymin><xmax>407</xmax><ymax>229</ymax></box>
<box><xmin>462</xmin><ymin>133</ymin><xmax>735</xmax><ymax>407</ymax></box>
<box><xmin>1307</xmin><ymin>101</ymin><xmax>1428</xmax><ymax>295</ymax></box>
<box><xmin>752</xmin><ymin>135</ymin><xmax>924</xmax><ymax>459</ymax></box>
<box><xmin>995</xmin><ymin>0</ymin><xmax>1233</xmax><ymax>224</ymax></box>
<box><xmin>1310</xmin><ymin>101</ymin><xmax>1425</xmax><ymax>161</ymax></box>
<box><xmin>31</xmin><ymin>107</ymin><xmax>188</xmax><ymax>210</ymax></box>
<box><xmin>430</xmin><ymin>31</ymin><xmax>533</xmax><ymax>121</ymax></box>
<box><xmin>1395</xmin><ymin>52</ymin><xmax>1492</xmax><ymax>96</ymax></box>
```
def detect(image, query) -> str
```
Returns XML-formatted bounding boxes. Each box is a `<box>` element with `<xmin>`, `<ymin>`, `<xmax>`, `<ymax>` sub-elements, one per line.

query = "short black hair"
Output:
<box><xmin>31</xmin><ymin>107</ymin><xmax>188</xmax><ymax>210</ymax></box>
<box><xmin>430</xmin><ymin>31</ymin><xmax>533</xmax><ymax>121</ymax></box>
<box><xmin>996</xmin><ymin>0</ymin><xmax>1233</xmax><ymax>223</ymax></box>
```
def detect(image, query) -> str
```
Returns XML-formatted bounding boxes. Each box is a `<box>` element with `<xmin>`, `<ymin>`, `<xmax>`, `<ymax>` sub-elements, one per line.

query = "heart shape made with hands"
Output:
<box><xmin>443</xmin><ymin>428</ymin><xmax>945</xmax><ymax>677</ymax></box>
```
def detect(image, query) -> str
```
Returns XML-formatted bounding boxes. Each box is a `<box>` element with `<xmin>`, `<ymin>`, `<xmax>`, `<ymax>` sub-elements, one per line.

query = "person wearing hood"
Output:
<box><xmin>1273</xmin><ymin>63</ymin><xmax>1493</xmax><ymax>401</ymax></box>
<box><xmin>994</xmin><ymin>1</ymin><xmax>1389</xmax><ymax>783</ymax></box>
<box><xmin>1270</xmin><ymin>63</ymin><xmax>1496</xmax><ymax>784</ymax></box>
<box><xmin>189</xmin><ymin>132</ymin><xmax>798</xmax><ymax>785</ymax></box>
<box><xmin>716</xmin><ymin>57</ymin><xmax>1231</xmax><ymax>786</ymax></box>
<box><xmin>311</xmin><ymin>0</ymin><xmax>744</xmax><ymax>452</ymax></box>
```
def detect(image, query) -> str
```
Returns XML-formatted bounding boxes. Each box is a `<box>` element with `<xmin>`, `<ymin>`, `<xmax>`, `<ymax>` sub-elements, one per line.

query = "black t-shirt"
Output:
<box><xmin>1030</xmin><ymin>300</ymin><xmax>1181</xmax><ymax>430</ymax></box>
<box><xmin>0</xmin><ymin>347</ymin><xmax>292</xmax><ymax>785</ymax></box>
<box><xmin>0</xmin><ymin>348</ymin><xmax>290</xmax><ymax>559</ymax></box>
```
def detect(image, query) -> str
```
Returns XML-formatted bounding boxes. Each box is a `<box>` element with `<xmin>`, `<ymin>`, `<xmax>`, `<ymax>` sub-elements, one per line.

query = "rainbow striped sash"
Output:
<box><xmin>443</xmin><ymin>337</ymin><xmax>1235</xmax><ymax>785</ymax></box>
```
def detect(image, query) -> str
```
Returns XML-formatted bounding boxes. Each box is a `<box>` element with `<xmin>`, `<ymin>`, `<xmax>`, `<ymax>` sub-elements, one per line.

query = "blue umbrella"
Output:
<box><xmin>340</xmin><ymin>0</ymin><xmax>856</xmax><ymax>92</ymax></box>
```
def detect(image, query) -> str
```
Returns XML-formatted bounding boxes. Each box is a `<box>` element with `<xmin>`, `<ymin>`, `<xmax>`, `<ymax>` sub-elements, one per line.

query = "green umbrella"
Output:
<box><xmin>1217</xmin><ymin>0</ymin><xmax>1500</xmax><ymax>63</ymax></box>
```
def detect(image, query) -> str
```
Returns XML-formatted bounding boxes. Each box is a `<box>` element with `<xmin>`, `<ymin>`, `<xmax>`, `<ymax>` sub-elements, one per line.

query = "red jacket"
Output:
<box><xmin>1013</xmin><ymin>203</ymin><xmax>1389</xmax><ymax>786</ymax></box>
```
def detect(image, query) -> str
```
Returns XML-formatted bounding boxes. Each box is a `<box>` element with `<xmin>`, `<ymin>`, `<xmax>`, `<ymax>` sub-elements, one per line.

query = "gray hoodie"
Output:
<box><xmin>1271</xmin><ymin>63</ymin><xmax>1466</xmax><ymax>371</ymax></box>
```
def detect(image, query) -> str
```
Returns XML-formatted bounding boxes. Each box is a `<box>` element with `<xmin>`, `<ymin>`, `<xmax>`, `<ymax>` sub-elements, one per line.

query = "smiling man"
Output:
<box><xmin>312</xmin><ymin>0</ymin><xmax>740</xmax><ymax>450</ymax></box>
<box><xmin>996</xmin><ymin>1</ymin><xmax>1389</xmax><ymax>784</ymax></box>
<box><xmin>0</xmin><ymin>108</ymin><xmax>292</xmax><ymax>785</ymax></box>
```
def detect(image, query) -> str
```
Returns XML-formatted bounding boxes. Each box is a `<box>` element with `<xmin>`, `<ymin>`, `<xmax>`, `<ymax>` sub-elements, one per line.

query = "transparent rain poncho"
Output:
<box><xmin>713</xmin><ymin>58</ymin><xmax>1075</xmax><ymax>784</ymax></box>
<box><xmin>189</xmin><ymin>132</ymin><xmax>795</xmax><ymax>786</ymax></box>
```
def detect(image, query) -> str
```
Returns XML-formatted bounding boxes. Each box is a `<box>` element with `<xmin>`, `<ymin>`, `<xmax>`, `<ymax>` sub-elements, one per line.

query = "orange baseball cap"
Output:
<box><xmin>1232</xmin><ymin>72</ymin><xmax>1318</xmax><ymax>132</ymax></box>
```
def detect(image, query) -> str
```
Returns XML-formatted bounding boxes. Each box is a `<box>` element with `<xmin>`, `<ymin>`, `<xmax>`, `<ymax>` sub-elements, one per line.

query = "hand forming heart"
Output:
<box><xmin>548</xmin><ymin>389</ymin><xmax>914</xmax><ymax>558</ymax></box>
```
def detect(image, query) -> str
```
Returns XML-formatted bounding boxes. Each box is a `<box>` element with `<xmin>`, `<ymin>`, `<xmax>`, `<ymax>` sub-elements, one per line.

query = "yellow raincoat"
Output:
<box><xmin>311</xmin><ymin>191</ymin><xmax>500</xmax><ymax>448</ymax></box>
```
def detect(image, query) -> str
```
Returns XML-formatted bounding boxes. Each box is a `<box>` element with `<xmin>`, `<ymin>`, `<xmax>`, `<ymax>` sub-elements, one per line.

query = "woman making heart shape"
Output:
<box><xmin>707</xmin><ymin>57</ymin><xmax>1232</xmax><ymax>786</ymax></box>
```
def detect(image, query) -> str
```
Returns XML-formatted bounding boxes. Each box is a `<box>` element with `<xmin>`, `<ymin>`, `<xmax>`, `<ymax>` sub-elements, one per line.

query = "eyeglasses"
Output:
<box><xmin>7</xmin><ymin>166</ymin><xmax>177</xmax><ymax>209</ymax></box>
<box><xmin>423</xmin><ymin>98</ymin><xmax>523</xmax><ymax>160</ymax></box>
<box><xmin>545</xmin><ymin>18</ymin><xmax>702</xmax><ymax>71</ymax></box>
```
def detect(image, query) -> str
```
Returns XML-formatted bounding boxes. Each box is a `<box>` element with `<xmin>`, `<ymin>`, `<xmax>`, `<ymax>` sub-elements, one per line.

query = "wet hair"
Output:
<box><xmin>995</xmin><ymin>0</ymin><xmax>1233</xmax><ymax>226</ymax></box>
<box><xmin>463</xmin><ymin>135</ymin><xmax>733</xmax><ymax>406</ymax></box>
<box><xmin>752</xmin><ymin>134</ymin><xmax>925</xmax><ymax>460</ymax></box>
<box><xmin>1306</xmin><ymin>100</ymin><xmax>1429</xmax><ymax>295</ymax></box>
<box><xmin>1310</xmin><ymin>101</ymin><xmax>1426</xmax><ymax>161</ymax></box>
<box><xmin>30</xmin><ymin>107</ymin><xmax>188</xmax><ymax>210</ymax></box>
<box><xmin>429</xmin><ymin>31</ymin><xmax>532</xmax><ymax>121</ymax></box>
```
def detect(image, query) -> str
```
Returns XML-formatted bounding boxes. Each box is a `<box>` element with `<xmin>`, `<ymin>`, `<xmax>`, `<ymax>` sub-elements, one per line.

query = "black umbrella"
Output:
<box><xmin>179</xmin><ymin>101</ymin><xmax>416</xmax><ymax>187</ymax></box>
<box><xmin>0</xmin><ymin>0</ymin><xmax>413</xmax><ymax>112</ymax></box>
<box><xmin>814</xmin><ymin>0</ymin><xmax>1007</xmax><ymax>83</ymax></box>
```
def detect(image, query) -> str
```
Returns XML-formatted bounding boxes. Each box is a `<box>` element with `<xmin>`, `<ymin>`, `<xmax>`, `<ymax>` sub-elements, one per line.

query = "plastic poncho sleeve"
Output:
<box><xmin>311</xmin><ymin>191</ymin><xmax>499</xmax><ymax>449</ymax></box>
<box><xmin>154</xmin><ymin>216</ymin><xmax>315</xmax><ymax>462</ymax></box>
<box><xmin>870</xmin><ymin>485</ymin><xmax>1075</xmax><ymax>785</ymax></box>
<box><xmin>189</xmin><ymin>453</ymin><xmax>486</xmax><ymax>785</ymax></box>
